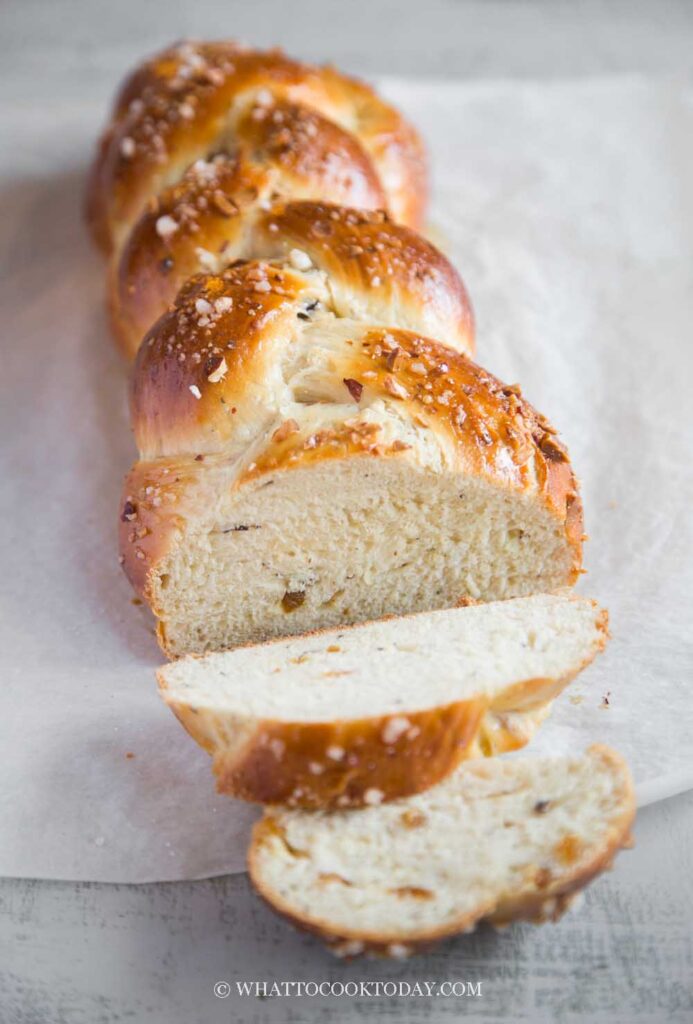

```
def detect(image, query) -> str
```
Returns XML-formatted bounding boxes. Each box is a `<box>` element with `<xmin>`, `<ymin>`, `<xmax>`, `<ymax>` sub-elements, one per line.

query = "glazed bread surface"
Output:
<box><xmin>92</xmin><ymin>42</ymin><xmax>583</xmax><ymax>657</ymax></box>
<box><xmin>87</xmin><ymin>40</ymin><xmax>431</xmax><ymax>358</ymax></box>
<box><xmin>248</xmin><ymin>745</ymin><xmax>635</xmax><ymax>957</ymax></box>
<box><xmin>121</xmin><ymin>265</ymin><xmax>582</xmax><ymax>655</ymax></box>
<box><xmin>158</xmin><ymin>594</ymin><xmax>608</xmax><ymax>807</ymax></box>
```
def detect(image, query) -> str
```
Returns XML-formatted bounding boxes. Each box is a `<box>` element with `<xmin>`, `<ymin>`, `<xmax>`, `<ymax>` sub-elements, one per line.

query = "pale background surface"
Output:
<box><xmin>1</xmin><ymin>1</ymin><xmax>693</xmax><ymax>1021</ymax></box>
<box><xmin>3</xmin><ymin>67</ymin><xmax>693</xmax><ymax>886</ymax></box>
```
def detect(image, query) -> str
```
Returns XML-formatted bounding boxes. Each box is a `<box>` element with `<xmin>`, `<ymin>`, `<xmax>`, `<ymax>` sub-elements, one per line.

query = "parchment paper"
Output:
<box><xmin>1</xmin><ymin>75</ymin><xmax>691</xmax><ymax>882</ymax></box>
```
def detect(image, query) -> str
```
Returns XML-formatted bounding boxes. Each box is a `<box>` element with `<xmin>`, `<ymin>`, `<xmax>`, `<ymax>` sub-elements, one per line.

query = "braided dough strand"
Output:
<box><xmin>89</xmin><ymin>42</ymin><xmax>583</xmax><ymax>657</ymax></box>
<box><xmin>88</xmin><ymin>41</ymin><xmax>429</xmax><ymax>357</ymax></box>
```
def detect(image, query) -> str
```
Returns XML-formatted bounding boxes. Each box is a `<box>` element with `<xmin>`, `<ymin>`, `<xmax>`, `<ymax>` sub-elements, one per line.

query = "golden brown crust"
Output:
<box><xmin>118</xmin><ymin>456</ymin><xmax>204</xmax><ymax>600</ymax></box>
<box><xmin>130</xmin><ymin>262</ymin><xmax>313</xmax><ymax>459</ymax></box>
<box><xmin>156</xmin><ymin>604</ymin><xmax>607</xmax><ymax>808</ymax></box>
<box><xmin>115</xmin><ymin>198</ymin><xmax>472</xmax><ymax>362</ymax></box>
<box><xmin>109</xmin><ymin>134</ymin><xmax>390</xmax><ymax>357</ymax></box>
<box><xmin>316</xmin><ymin>64</ymin><xmax>427</xmax><ymax>230</ymax></box>
<box><xmin>253</xmin><ymin>203</ymin><xmax>473</xmax><ymax>350</ymax></box>
<box><xmin>247</xmin><ymin>745</ymin><xmax>636</xmax><ymax>958</ymax></box>
<box><xmin>168</xmin><ymin>699</ymin><xmax>487</xmax><ymax>809</ymax></box>
<box><xmin>109</xmin><ymin>154</ymin><xmax>268</xmax><ymax>357</ymax></box>
<box><xmin>87</xmin><ymin>40</ymin><xmax>426</xmax><ymax>257</ymax></box>
<box><xmin>126</xmin><ymin>205</ymin><xmax>474</xmax><ymax>446</ymax></box>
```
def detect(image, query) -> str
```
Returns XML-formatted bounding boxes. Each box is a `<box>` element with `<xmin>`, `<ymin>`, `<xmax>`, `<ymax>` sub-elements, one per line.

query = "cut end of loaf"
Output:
<box><xmin>124</xmin><ymin>455</ymin><xmax>582</xmax><ymax>658</ymax></box>
<box><xmin>248</xmin><ymin>745</ymin><xmax>635</xmax><ymax>957</ymax></box>
<box><xmin>120</xmin><ymin>291</ymin><xmax>582</xmax><ymax>657</ymax></box>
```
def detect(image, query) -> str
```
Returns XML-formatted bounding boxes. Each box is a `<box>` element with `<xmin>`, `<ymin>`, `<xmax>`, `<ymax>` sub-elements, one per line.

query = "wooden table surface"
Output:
<box><xmin>1</xmin><ymin>2</ymin><xmax>692</xmax><ymax>1022</ymax></box>
<box><xmin>2</xmin><ymin>793</ymin><xmax>692</xmax><ymax>1023</ymax></box>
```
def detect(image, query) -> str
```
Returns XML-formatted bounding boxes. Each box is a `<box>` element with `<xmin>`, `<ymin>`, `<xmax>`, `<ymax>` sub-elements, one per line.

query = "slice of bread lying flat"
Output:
<box><xmin>158</xmin><ymin>593</ymin><xmax>608</xmax><ymax>808</ymax></box>
<box><xmin>248</xmin><ymin>745</ymin><xmax>635</xmax><ymax>958</ymax></box>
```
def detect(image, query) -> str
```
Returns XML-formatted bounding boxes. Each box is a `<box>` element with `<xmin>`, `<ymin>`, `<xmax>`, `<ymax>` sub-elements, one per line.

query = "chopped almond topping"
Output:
<box><xmin>539</xmin><ymin>434</ymin><xmax>568</xmax><ymax>463</ymax></box>
<box><xmin>343</xmin><ymin>378</ymin><xmax>363</xmax><ymax>402</ymax></box>
<box><xmin>211</xmin><ymin>192</ymin><xmax>237</xmax><ymax>217</ymax></box>
<box><xmin>381</xmin><ymin>716</ymin><xmax>411</xmax><ymax>745</ymax></box>
<box><xmin>155</xmin><ymin>215</ymin><xmax>179</xmax><ymax>239</ymax></box>
<box><xmin>383</xmin><ymin>375</ymin><xmax>409</xmax><ymax>399</ymax></box>
<box><xmin>288</xmin><ymin>248</ymin><xmax>312</xmax><ymax>271</ymax></box>
<box><xmin>386</xmin><ymin>346</ymin><xmax>405</xmax><ymax>371</ymax></box>
<box><xmin>121</xmin><ymin>501</ymin><xmax>137</xmax><ymax>522</ymax></box>
<box><xmin>206</xmin><ymin>356</ymin><xmax>227</xmax><ymax>383</ymax></box>
<box><xmin>195</xmin><ymin>247</ymin><xmax>220</xmax><ymax>272</ymax></box>
<box><xmin>272</xmin><ymin>419</ymin><xmax>300</xmax><ymax>443</ymax></box>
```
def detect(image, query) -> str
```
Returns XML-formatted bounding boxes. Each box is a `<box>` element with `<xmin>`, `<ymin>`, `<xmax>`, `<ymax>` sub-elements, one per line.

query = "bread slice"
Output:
<box><xmin>158</xmin><ymin>593</ymin><xmax>608</xmax><ymax>808</ymax></box>
<box><xmin>248</xmin><ymin>745</ymin><xmax>635</xmax><ymax>957</ymax></box>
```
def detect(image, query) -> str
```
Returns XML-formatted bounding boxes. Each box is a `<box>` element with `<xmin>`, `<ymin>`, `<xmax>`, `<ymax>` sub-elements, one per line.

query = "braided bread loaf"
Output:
<box><xmin>89</xmin><ymin>42</ymin><xmax>583</xmax><ymax>657</ymax></box>
<box><xmin>87</xmin><ymin>41</ymin><xmax>429</xmax><ymax>358</ymax></box>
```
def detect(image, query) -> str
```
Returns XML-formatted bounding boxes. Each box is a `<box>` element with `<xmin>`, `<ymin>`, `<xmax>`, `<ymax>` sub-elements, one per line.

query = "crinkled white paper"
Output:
<box><xmin>0</xmin><ymin>75</ymin><xmax>691</xmax><ymax>882</ymax></box>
